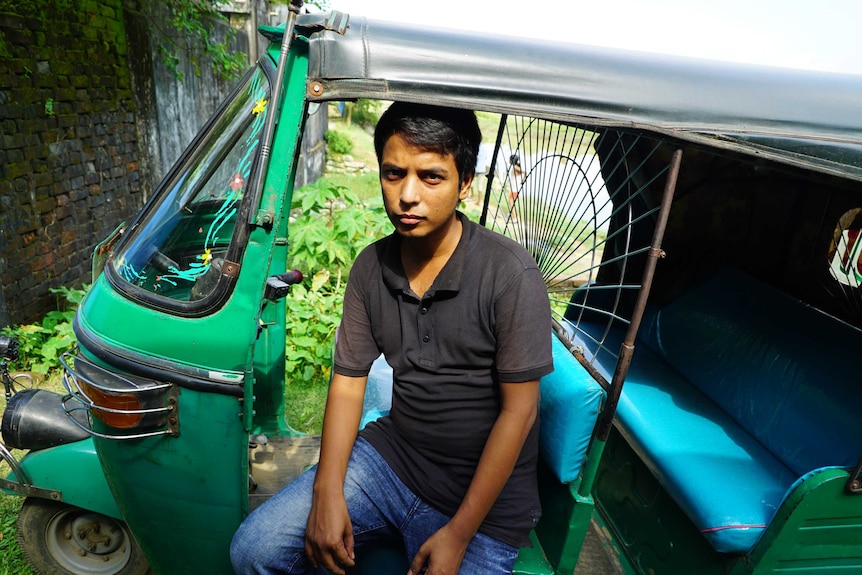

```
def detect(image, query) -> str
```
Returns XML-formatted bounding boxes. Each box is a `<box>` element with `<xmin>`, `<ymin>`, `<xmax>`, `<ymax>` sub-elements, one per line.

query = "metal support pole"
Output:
<box><xmin>594</xmin><ymin>148</ymin><xmax>683</xmax><ymax>444</ymax></box>
<box><xmin>248</xmin><ymin>0</ymin><xmax>304</xmax><ymax>226</ymax></box>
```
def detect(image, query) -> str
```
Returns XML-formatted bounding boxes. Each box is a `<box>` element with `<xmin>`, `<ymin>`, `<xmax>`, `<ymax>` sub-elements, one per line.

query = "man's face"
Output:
<box><xmin>380</xmin><ymin>133</ymin><xmax>472</xmax><ymax>240</ymax></box>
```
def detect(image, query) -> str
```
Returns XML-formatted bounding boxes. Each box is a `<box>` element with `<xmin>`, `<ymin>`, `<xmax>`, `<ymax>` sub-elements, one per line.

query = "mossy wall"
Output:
<box><xmin>0</xmin><ymin>0</ymin><xmax>144</xmax><ymax>325</ymax></box>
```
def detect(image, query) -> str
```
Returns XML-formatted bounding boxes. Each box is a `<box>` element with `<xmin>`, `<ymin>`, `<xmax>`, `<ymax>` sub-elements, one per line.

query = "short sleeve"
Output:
<box><xmin>493</xmin><ymin>266</ymin><xmax>554</xmax><ymax>382</ymax></box>
<box><xmin>333</xmin><ymin>250</ymin><xmax>383</xmax><ymax>377</ymax></box>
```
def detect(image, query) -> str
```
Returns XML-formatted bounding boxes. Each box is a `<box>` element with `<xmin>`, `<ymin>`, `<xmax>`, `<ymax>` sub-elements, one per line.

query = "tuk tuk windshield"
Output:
<box><xmin>110</xmin><ymin>66</ymin><xmax>269</xmax><ymax>307</ymax></box>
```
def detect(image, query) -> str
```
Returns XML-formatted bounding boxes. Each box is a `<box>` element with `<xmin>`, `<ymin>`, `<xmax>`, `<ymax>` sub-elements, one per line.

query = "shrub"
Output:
<box><xmin>324</xmin><ymin>130</ymin><xmax>354</xmax><ymax>156</ymax></box>
<box><xmin>285</xmin><ymin>179</ymin><xmax>389</xmax><ymax>387</ymax></box>
<box><xmin>349</xmin><ymin>99</ymin><xmax>381</xmax><ymax>129</ymax></box>
<box><xmin>1</xmin><ymin>285</ymin><xmax>87</xmax><ymax>374</ymax></box>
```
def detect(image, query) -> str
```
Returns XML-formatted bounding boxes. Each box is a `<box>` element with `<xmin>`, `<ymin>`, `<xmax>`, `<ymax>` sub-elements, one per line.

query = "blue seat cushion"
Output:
<box><xmin>538</xmin><ymin>335</ymin><xmax>605</xmax><ymax>484</ymax></box>
<box><xmin>638</xmin><ymin>268</ymin><xmax>862</xmax><ymax>477</ymax></box>
<box><xmin>359</xmin><ymin>355</ymin><xmax>393</xmax><ymax>429</ymax></box>
<box><xmin>570</xmin><ymin>321</ymin><xmax>797</xmax><ymax>554</ymax></box>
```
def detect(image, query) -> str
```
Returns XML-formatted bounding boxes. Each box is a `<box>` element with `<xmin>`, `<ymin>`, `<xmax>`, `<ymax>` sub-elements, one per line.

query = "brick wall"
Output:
<box><xmin>0</xmin><ymin>0</ymin><xmax>146</xmax><ymax>325</ymax></box>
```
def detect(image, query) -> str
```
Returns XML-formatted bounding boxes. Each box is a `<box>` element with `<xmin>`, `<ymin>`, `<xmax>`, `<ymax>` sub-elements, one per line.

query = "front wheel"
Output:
<box><xmin>17</xmin><ymin>498</ymin><xmax>150</xmax><ymax>575</ymax></box>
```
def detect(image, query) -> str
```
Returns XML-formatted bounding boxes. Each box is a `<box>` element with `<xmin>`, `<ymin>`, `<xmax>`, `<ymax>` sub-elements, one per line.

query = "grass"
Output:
<box><xmin>283</xmin><ymin>379</ymin><xmax>329</xmax><ymax>435</ymax></box>
<box><xmin>324</xmin><ymin>170</ymin><xmax>381</xmax><ymax>203</ymax></box>
<box><xmin>1</xmin><ymin>373</ymin><xmax>59</xmax><ymax>575</ymax></box>
<box><xmin>0</xmin><ymin>495</ymin><xmax>32</xmax><ymax>575</ymax></box>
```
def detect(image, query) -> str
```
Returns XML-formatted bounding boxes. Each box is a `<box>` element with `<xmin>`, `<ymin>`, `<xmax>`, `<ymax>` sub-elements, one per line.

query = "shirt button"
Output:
<box><xmin>420</xmin><ymin>307</ymin><xmax>428</xmax><ymax>315</ymax></box>
<box><xmin>422</xmin><ymin>334</ymin><xmax>430</xmax><ymax>343</ymax></box>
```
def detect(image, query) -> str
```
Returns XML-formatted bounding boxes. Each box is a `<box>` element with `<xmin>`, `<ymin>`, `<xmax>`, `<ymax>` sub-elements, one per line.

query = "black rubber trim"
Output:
<box><xmin>73</xmin><ymin>316</ymin><xmax>244</xmax><ymax>398</ymax></box>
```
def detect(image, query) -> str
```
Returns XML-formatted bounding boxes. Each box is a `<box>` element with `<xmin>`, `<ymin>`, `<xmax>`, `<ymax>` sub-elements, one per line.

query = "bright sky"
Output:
<box><xmin>326</xmin><ymin>0</ymin><xmax>862</xmax><ymax>76</ymax></box>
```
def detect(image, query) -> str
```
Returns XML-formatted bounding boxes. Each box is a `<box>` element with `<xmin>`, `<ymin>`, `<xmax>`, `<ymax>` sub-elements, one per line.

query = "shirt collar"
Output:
<box><xmin>380</xmin><ymin>211</ymin><xmax>472</xmax><ymax>299</ymax></box>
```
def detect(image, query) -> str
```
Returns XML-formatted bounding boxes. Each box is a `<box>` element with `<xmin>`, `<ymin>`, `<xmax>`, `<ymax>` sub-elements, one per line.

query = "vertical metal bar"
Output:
<box><xmin>479</xmin><ymin>114</ymin><xmax>508</xmax><ymax>227</ymax></box>
<box><xmin>576</xmin><ymin>436</ymin><xmax>606</xmax><ymax>498</ymax></box>
<box><xmin>594</xmin><ymin>148</ymin><xmax>684</xmax><ymax>443</ymax></box>
<box><xmin>577</xmin><ymin>148</ymin><xmax>683</xmax><ymax>499</ymax></box>
<box><xmin>248</xmin><ymin>0</ymin><xmax>304</xmax><ymax>226</ymax></box>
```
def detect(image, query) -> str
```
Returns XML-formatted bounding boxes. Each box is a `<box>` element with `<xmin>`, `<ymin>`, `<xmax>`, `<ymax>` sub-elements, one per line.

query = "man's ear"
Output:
<box><xmin>459</xmin><ymin>174</ymin><xmax>474</xmax><ymax>200</ymax></box>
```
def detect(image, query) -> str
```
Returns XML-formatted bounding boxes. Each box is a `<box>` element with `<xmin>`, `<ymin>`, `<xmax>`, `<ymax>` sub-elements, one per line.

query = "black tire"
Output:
<box><xmin>17</xmin><ymin>498</ymin><xmax>150</xmax><ymax>575</ymax></box>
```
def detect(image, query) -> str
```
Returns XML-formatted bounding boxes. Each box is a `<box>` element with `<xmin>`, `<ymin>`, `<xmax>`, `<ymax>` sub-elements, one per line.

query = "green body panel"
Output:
<box><xmin>9</xmin><ymin>439</ymin><xmax>121</xmax><ymax>519</ymax></box>
<box><xmin>736</xmin><ymin>468</ymin><xmax>862</xmax><ymax>575</ymax></box>
<box><xmin>513</xmin><ymin>530</ymin><xmax>554</xmax><ymax>575</ymax></box>
<box><xmin>94</xmin><ymin>390</ymin><xmax>246</xmax><ymax>575</ymax></box>
<box><xmin>593</xmin><ymin>428</ymin><xmax>737</xmax><ymax>575</ymax></box>
<box><xmin>594</xmin><ymin>428</ymin><xmax>862</xmax><ymax>575</ymax></box>
<box><xmin>590</xmin><ymin>512</ymin><xmax>639</xmax><ymax>575</ymax></box>
<box><xmin>78</xmin><ymin>271</ymin><xmax>256</xmax><ymax>379</ymax></box>
<box><xmin>247</xmin><ymin>43</ymin><xmax>309</xmax><ymax>438</ymax></box>
<box><xmin>534</xmin><ymin>475</ymin><xmax>595</xmax><ymax>575</ymax></box>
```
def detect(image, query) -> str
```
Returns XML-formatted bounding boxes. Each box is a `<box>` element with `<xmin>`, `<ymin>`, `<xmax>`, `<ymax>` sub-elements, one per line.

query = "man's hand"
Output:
<box><xmin>304</xmin><ymin>490</ymin><xmax>356</xmax><ymax>575</ymax></box>
<box><xmin>407</xmin><ymin>523</ymin><xmax>471</xmax><ymax>575</ymax></box>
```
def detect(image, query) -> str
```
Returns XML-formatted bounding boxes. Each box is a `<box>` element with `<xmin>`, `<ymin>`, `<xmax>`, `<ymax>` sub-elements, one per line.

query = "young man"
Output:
<box><xmin>231</xmin><ymin>103</ymin><xmax>553</xmax><ymax>575</ymax></box>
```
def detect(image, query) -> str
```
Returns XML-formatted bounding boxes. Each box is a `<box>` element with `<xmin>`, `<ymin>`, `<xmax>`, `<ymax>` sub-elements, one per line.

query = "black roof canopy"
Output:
<box><xmin>291</xmin><ymin>12</ymin><xmax>862</xmax><ymax>180</ymax></box>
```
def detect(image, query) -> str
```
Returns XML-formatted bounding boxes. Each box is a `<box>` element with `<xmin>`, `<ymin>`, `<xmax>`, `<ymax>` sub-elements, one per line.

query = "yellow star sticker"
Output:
<box><xmin>200</xmin><ymin>249</ymin><xmax>213</xmax><ymax>266</ymax></box>
<box><xmin>252</xmin><ymin>98</ymin><xmax>268</xmax><ymax>115</ymax></box>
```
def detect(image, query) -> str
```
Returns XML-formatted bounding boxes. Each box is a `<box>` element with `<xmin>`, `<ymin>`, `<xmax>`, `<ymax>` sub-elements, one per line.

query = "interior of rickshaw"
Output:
<box><xmin>246</xmin><ymin>103</ymin><xmax>862</xmax><ymax>575</ymax></box>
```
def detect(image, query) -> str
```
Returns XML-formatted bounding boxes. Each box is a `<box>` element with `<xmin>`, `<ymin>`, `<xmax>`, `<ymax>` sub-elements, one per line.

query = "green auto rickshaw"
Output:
<box><xmin>4</xmin><ymin>4</ymin><xmax>862</xmax><ymax>574</ymax></box>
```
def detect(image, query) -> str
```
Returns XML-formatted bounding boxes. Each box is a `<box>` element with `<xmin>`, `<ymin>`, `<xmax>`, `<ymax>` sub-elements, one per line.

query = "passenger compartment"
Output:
<box><xmin>567</xmin><ymin>268</ymin><xmax>862</xmax><ymax>554</ymax></box>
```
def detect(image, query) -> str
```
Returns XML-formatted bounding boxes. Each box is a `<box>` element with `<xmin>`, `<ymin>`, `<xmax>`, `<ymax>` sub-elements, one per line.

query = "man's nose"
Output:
<box><xmin>400</xmin><ymin>175</ymin><xmax>421</xmax><ymax>204</ymax></box>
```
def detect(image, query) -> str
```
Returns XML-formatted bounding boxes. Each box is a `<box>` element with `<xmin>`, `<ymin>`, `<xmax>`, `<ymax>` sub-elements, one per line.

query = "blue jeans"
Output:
<box><xmin>230</xmin><ymin>437</ymin><xmax>519</xmax><ymax>575</ymax></box>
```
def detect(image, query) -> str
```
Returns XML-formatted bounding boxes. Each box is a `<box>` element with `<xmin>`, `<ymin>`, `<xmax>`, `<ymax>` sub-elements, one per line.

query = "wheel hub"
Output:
<box><xmin>46</xmin><ymin>508</ymin><xmax>132</xmax><ymax>573</ymax></box>
<box><xmin>71</xmin><ymin>514</ymin><xmax>124</xmax><ymax>555</ymax></box>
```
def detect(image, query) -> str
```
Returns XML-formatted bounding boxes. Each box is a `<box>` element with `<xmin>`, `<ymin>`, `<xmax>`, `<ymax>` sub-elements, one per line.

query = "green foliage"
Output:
<box><xmin>145</xmin><ymin>1</ymin><xmax>246</xmax><ymax>81</ymax></box>
<box><xmin>290</xmin><ymin>179</ymin><xmax>389</xmax><ymax>276</ymax></box>
<box><xmin>274</xmin><ymin>0</ymin><xmax>330</xmax><ymax>10</ymax></box>
<box><xmin>343</xmin><ymin>99</ymin><xmax>381</xmax><ymax>129</ymax></box>
<box><xmin>351</xmin><ymin>99</ymin><xmax>381</xmax><ymax>128</ymax></box>
<box><xmin>283</xmin><ymin>279</ymin><xmax>341</xmax><ymax>386</ymax></box>
<box><xmin>284</xmin><ymin>179</ymin><xmax>389</xmax><ymax>387</ymax></box>
<box><xmin>1</xmin><ymin>285</ymin><xmax>87</xmax><ymax>374</ymax></box>
<box><xmin>0</xmin><ymin>0</ymin><xmax>73</xmax><ymax>13</ymax></box>
<box><xmin>324</xmin><ymin>129</ymin><xmax>354</xmax><ymax>156</ymax></box>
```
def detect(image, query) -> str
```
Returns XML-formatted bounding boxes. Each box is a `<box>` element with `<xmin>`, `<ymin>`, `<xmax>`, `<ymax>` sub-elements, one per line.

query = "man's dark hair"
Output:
<box><xmin>374</xmin><ymin>102</ymin><xmax>482</xmax><ymax>186</ymax></box>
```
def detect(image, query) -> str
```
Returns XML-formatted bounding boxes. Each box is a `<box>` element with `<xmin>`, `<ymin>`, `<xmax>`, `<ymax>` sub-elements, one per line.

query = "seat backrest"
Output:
<box><xmin>639</xmin><ymin>268</ymin><xmax>862</xmax><ymax>476</ymax></box>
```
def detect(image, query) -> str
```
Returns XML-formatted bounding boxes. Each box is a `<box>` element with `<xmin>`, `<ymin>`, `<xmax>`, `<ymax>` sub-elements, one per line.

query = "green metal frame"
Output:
<box><xmin>736</xmin><ymin>468</ymin><xmax>862</xmax><ymax>574</ymax></box>
<box><xmin>593</xmin><ymin>428</ymin><xmax>862</xmax><ymax>575</ymax></box>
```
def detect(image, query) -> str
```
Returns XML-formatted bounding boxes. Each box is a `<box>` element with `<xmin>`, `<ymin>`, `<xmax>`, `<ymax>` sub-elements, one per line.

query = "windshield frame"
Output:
<box><xmin>104</xmin><ymin>59</ymin><xmax>276</xmax><ymax>317</ymax></box>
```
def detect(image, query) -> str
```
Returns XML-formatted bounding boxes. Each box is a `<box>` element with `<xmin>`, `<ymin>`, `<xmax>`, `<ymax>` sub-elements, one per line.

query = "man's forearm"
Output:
<box><xmin>313</xmin><ymin>374</ymin><xmax>367</xmax><ymax>493</ymax></box>
<box><xmin>446</xmin><ymin>380</ymin><xmax>539</xmax><ymax>540</ymax></box>
<box><xmin>305</xmin><ymin>374</ymin><xmax>368</xmax><ymax>575</ymax></box>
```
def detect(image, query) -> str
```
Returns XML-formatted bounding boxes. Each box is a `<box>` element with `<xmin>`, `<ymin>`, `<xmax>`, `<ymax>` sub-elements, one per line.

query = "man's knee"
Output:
<box><xmin>229</xmin><ymin>522</ymin><xmax>256</xmax><ymax>573</ymax></box>
<box><xmin>230</xmin><ymin>527</ymin><xmax>310</xmax><ymax>574</ymax></box>
<box><xmin>230</xmin><ymin>505</ymin><xmax>310</xmax><ymax>574</ymax></box>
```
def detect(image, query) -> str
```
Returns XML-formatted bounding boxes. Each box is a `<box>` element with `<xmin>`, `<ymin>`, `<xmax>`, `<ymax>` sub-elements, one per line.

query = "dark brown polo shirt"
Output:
<box><xmin>334</xmin><ymin>212</ymin><xmax>553</xmax><ymax>546</ymax></box>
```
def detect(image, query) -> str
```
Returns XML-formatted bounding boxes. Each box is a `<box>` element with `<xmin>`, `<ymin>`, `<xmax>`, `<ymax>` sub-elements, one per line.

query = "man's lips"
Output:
<box><xmin>398</xmin><ymin>214</ymin><xmax>423</xmax><ymax>225</ymax></box>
